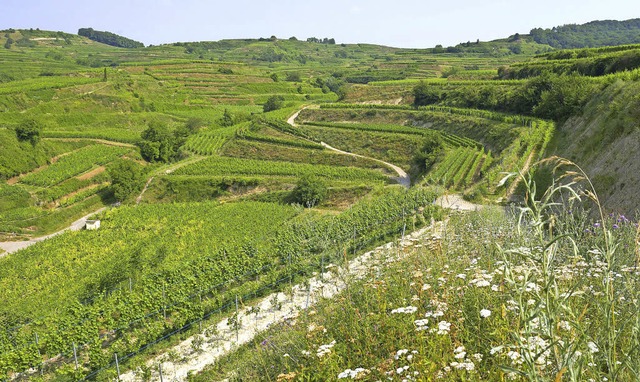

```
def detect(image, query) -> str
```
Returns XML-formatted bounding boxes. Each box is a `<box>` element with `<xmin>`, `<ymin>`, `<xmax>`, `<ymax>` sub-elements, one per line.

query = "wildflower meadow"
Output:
<box><xmin>190</xmin><ymin>158</ymin><xmax>640</xmax><ymax>382</ymax></box>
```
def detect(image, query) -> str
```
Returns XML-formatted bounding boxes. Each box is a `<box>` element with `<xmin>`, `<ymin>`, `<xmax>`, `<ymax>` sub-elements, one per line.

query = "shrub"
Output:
<box><xmin>291</xmin><ymin>175</ymin><xmax>327</xmax><ymax>207</ymax></box>
<box><xmin>263</xmin><ymin>95</ymin><xmax>285</xmax><ymax>113</ymax></box>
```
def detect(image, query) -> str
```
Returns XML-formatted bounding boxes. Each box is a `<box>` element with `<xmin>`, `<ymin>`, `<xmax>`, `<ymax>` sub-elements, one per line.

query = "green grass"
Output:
<box><xmin>192</xmin><ymin>173</ymin><xmax>640</xmax><ymax>381</ymax></box>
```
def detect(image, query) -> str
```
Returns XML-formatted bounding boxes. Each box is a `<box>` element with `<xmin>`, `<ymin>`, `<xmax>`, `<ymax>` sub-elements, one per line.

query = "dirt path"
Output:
<box><xmin>434</xmin><ymin>194</ymin><xmax>483</xmax><ymax>211</ymax></box>
<box><xmin>77</xmin><ymin>166</ymin><xmax>106</xmax><ymax>180</ymax></box>
<box><xmin>44</xmin><ymin>138</ymin><xmax>137</xmax><ymax>148</ymax></box>
<box><xmin>119</xmin><ymin>221</ymin><xmax>443</xmax><ymax>382</ymax></box>
<box><xmin>136</xmin><ymin>177</ymin><xmax>155</xmax><ymax>204</ymax></box>
<box><xmin>0</xmin><ymin>207</ymin><xmax>107</xmax><ymax>257</ymax></box>
<box><xmin>321</xmin><ymin>142</ymin><xmax>410</xmax><ymax>188</ymax></box>
<box><xmin>287</xmin><ymin>107</ymin><xmax>411</xmax><ymax>188</ymax></box>
<box><xmin>135</xmin><ymin>155</ymin><xmax>206</xmax><ymax>204</ymax></box>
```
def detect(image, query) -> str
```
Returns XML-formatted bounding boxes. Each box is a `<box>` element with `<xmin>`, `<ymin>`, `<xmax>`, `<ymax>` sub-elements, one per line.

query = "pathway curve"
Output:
<box><xmin>0</xmin><ymin>208</ymin><xmax>106</xmax><ymax>257</ymax></box>
<box><xmin>287</xmin><ymin>107</ymin><xmax>411</xmax><ymax>188</ymax></box>
<box><xmin>434</xmin><ymin>193</ymin><xmax>483</xmax><ymax>211</ymax></box>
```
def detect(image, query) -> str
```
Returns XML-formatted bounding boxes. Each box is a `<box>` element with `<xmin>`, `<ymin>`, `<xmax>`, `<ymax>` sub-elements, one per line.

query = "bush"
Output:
<box><xmin>263</xmin><ymin>95</ymin><xmax>285</xmax><ymax>113</ymax></box>
<box><xmin>15</xmin><ymin>120</ymin><xmax>41</xmax><ymax>145</ymax></box>
<box><xmin>413</xmin><ymin>81</ymin><xmax>441</xmax><ymax>106</ymax></box>
<box><xmin>107</xmin><ymin>159</ymin><xmax>144</xmax><ymax>202</ymax></box>
<box><xmin>291</xmin><ymin>175</ymin><xmax>327</xmax><ymax>207</ymax></box>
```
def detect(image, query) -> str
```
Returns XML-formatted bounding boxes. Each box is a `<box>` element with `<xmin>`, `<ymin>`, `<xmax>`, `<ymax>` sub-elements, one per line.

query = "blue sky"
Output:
<box><xmin>2</xmin><ymin>0</ymin><xmax>640</xmax><ymax>48</ymax></box>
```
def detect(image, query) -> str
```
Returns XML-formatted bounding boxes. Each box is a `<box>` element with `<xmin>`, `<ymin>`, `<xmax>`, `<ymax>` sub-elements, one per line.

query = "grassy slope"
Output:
<box><xmin>555</xmin><ymin>79</ymin><xmax>640</xmax><ymax>213</ymax></box>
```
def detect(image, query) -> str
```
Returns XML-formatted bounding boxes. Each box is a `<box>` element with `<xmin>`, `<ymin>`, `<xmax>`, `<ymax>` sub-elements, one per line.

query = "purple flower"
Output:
<box><xmin>594</xmin><ymin>222</ymin><xmax>601</xmax><ymax>228</ymax></box>
<box><xmin>613</xmin><ymin>224</ymin><xmax>619</xmax><ymax>229</ymax></box>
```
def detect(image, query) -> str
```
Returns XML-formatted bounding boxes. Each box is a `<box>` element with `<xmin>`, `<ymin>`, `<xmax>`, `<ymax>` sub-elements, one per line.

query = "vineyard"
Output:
<box><xmin>19</xmin><ymin>145</ymin><xmax>130</xmax><ymax>187</ymax></box>
<box><xmin>172</xmin><ymin>155</ymin><xmax>389</xmax><ymax>182</ymax></box>
<box><xmin>1</xmin><ymin>21</ymin><xmax>637</xmax><ymax>381</ymax></box>
<box><xmin>0</xmin><ymin>188</ymin><xmax>441</xmax><ymax>380</ymax></box>
<box><xmin>429</xmin><ymin>147</ymin><xmax>491</xmax><ymax>189</ymax></box>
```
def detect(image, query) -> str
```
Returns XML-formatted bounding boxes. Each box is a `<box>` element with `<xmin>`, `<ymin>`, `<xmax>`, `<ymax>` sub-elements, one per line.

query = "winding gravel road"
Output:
<box><xmin>287</xmin><ymin>107</ymin><xmax>411</xmax><ymax>188</ymax></box>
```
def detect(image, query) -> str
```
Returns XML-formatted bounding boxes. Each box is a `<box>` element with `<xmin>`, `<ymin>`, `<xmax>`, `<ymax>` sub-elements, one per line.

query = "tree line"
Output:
<box><xmin>78</xmin><ymin>27</ymin><xmax>144</xmax><ymax>48</ymax></box>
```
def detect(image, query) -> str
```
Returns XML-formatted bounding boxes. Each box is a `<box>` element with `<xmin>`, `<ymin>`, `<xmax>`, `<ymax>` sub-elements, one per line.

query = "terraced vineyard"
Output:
<box><xmin>429</xmin><ymin>147</ymin><xmax>491</xmax><ymax>189</ymax></box>
<box><xmin>3</xmin><ymin>23</ymin><xmax>637</xmax><ymax>381</ymax></box>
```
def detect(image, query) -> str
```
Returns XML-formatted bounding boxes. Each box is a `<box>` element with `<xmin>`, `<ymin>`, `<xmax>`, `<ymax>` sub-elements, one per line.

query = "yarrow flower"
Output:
<box><xmin>433</xmin><ymin>320</ymin><xmax>451</xmax><ymax>334</ymax></box>
<box><xmin>337</xmin><ymin>367</ymin><xmax>369</xmax><ymax>379</ymax></box>
<box><xmin>414</xmin><ymin>318</ymin><xmax>429</xmax><ymax>331</ymax></box>
<box><xmin>558</xmin><ymin>320</ymin><xmax>571</xmax><ymax>331</ymax></box>
<box><xmin>391</xmin><ymin>306</ymin><xmax>418</xmax><ymax>314</ymax></box>
<box><xmin>480</xmin><ymin>309</ymin><xmax>492</xmax><ymax>318</ymax></box>
<box><xmin>395</xmin><ymin>349</ymin><xmax>409</xmax><ymax>359</ymax></box>
<box><xmin>317</xmin><ymin>340</ymin><xmax>336</xmax><ymax>357</ymax></box>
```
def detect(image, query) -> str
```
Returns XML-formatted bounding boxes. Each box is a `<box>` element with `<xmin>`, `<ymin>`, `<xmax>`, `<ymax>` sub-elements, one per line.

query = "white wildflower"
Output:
<box><xmin>317</xmin><ymin>340</ymin><xmax>336</xmax><ymax>357</ymax></box>
<box><xmin>395</xmin><ymin>349</ymin><xmax>409</xmax><ymax>360</ymax></box>
<box><xmin>480</xmin><ymin>309</ymin><xmax>492</xmax><ymax>318</ymax></box>
<box><xmin>490</xmin><ymin>345</ymin><xmax>504</xmax><ymax>355</ymax></box>
<box><xmin>391</xmin><ymin>306</ymin><xmax>418</xmax><ymax>314</ymax></box>
<box><xmin>587</xmin><ymin>341</ymin><xmax>599</xmax><ymax>354</ymax></box>
<box><xmin>337</xmin><ymin>367</ymin><xmax>368</xmax><ymax>379</ymax></box>
<box><xmin>436</xmin><ymin>321</ymin><xmax>451</xmax><ymax>334</ymax></box>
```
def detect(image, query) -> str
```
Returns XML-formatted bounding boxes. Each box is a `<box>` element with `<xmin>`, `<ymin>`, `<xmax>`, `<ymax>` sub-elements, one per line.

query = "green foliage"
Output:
<box><xmin>0</xmin><ymin>133</ymin><xmax>88</xmax><ymax>180</ymax></box>
<box><xmin>263</xmin><ymin>95</ymin><xmax>285</xmax><ymax>112</ymax></box>
<box><xmin>530</xmin><ymin>18</ymin><xmax>640</xmax><ymax>48</ymax></box>
<box><xmin>412</xmin><ymin>132</ymin><xmax>445</xmax><ymax>173</ymax></box>
<box><xmin>0</xmin><ymin>188</ymin><xmax>440</xmax><ymax>379</ymax></box>
<box><xmin>172</xmin><ymin>155</ymin><xmax>389</xmax><ymax>182</ymax></box>
<box><xmin>499</xmin><ymin>47</ymin><xmax>640</xmax><ymax>79</ymax></box>
<box><xmin>14</xmin><ymin>119</ymin><xmax>41</xmax><ymax>145</ymax></box>
<box><xmin>291</xmin><ymin>175</ymin><xmax>327</xmax><ymax>207</ymax></box>
<box><xmin>285</xmin><ymin>72</ymin><xmax>301</xmax><ymax>82</ymax></box>
<box><xmin>78</xmin><ymin>27</ymin><xmax>144</xmax><ymax>48</ymax></box>
<box><xmin>413</xmin><ymin>80</ymin><xmax>442</xmax><ymax>106</ymax></box>
<box><xmin>107</xmin><ymin>159</ymin><xmax>144</xmax><ymax>202</ymax></box>
<box><xmin>138</xmin><ymin>121</ymin><xmax>190</xmax><ymax>163</ymax></box>
<box><xmin>20</xmin><ymin>144</ymin><xmax>130</xmax><ymax>187</ymax></box>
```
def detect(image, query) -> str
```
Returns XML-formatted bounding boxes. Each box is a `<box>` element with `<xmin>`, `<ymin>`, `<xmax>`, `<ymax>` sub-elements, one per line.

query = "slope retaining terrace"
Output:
<box><xmin>287</xmin><ymin>108</ymin><xmax>411</xmax><ymax>188</ymax></box>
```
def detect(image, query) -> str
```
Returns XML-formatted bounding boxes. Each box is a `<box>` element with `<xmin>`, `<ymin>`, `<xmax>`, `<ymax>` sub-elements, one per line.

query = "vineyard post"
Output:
<box><xmin>353</xmin><ymin>226</ymin><xmax>356</xmax><ymax>258</ymax></box>
<box><xmin>305</xmin><ymin>283</ymin><xmax>311</xmax><ymax>312</ymax></box>
<box><xmin>159</xmin><ymin>363</ymin><xmax>164</xmax><ymax>382</ymax></box>
<box><xmin>288</xmin><ymin>253</ymin><xmax>292</xmax><ymax>297</ymax></box>
<box><xmin>35</xmin><ymin>333</ymin><xmax>42</xmax><ymax>375</ymax></box>
<box><xmin>128</xmin><ymin>278</ymin><xmax>132</xmax><ymax>293</ymax></box>
<box><xmin>235</xmin><ymin>295</ymin><xmax>239</xmax><ymax>343</ymax></box>
<box><xmin>402</xmin><ymin>208</ymin><xmax>406</xmax><ymax>242</ymax></box>
<box><xmin>162</xmin><ymin>283</ymin><xmax>166</xmax><ymax>320</ymax></box>
<box><xmin>114</xmin><ymin>353</ymin><xmax>120</xmax><ymax>380</ymax></box>
<box><xmin>199</xmin><ymin>288</ymin><xmax>203</xmax><ymax>332</ymax></box>
<box><xmin>73</xmin><ymin>342</ymin><xmax>78</xmax><ymax>370</ymax></box>
<box><xmin>320</xmin><ymin>257</ymin><xmax>324</xmax><ymax>281</ymax></box>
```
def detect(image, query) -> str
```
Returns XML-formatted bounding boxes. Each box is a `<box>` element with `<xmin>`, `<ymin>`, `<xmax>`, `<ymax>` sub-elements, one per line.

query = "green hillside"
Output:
<box><xmin>0</xmin><ymin>23</ymin><xmax>639</xmax><ymax>381</ymax></box>
<box><xmin>530</xmin><ymin>18</ymin><xmax>640</xmax><ymax>48</ymax></box>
